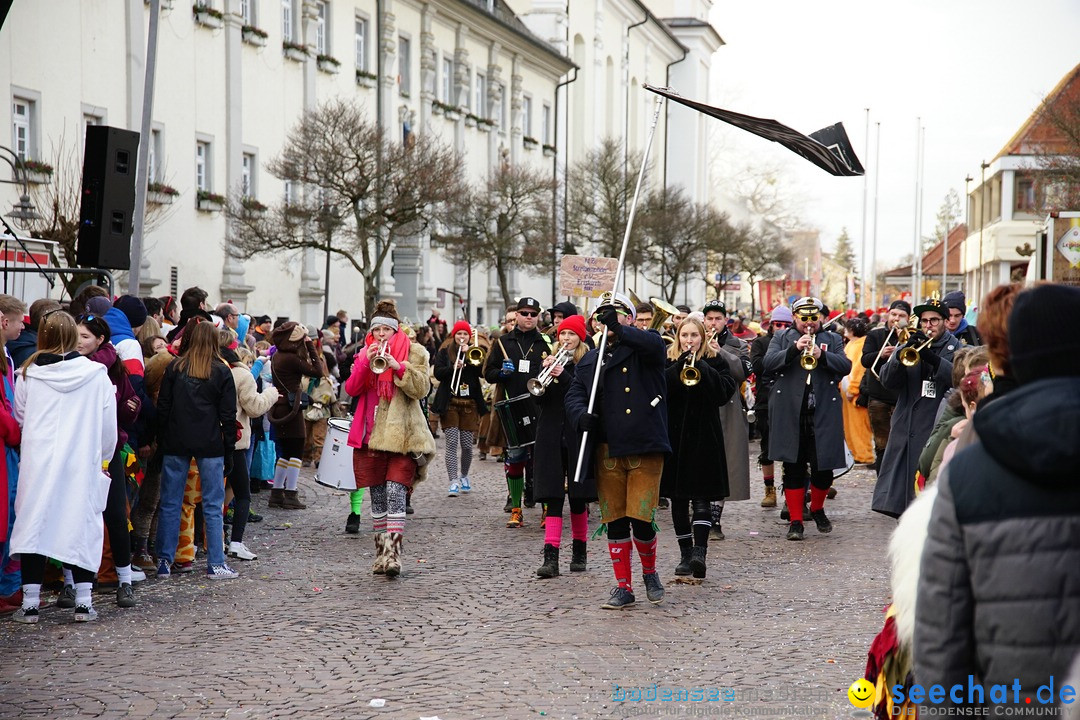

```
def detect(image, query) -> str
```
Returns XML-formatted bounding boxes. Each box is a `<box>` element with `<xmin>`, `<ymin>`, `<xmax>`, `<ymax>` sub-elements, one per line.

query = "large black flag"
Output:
<box><xmin>645</xmin><ymin>84</ymin><xmax>864</xmax><ymax>177</ymax></box>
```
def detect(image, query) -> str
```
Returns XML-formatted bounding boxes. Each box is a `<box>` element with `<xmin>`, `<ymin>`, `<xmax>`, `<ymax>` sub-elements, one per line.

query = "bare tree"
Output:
<box><xmin>700</xmin><ymin>209</ymin><xmax>746</xmax><ymax>300</ymax></box>
<box><xmin>437</xmin><ymin>161</ymin><xmax>555</xmax><ymax>309</ymax></box>
<box><xmin>227</xmin><ymin>99</ymin><xmax>465</xmax><ymax>320</ymax></box>
<box><xmin>739</xmin><ymin>223</ymin><xmax>794</xmax><ymax>316</ymax></box>
<box><xmin>922</xmin><ymin>189</ymin><xmax>962</xmax><ymax>252</ymax></box>
<box><xmin>1030</xmin><ymin>85</ymin><xmax>1080</xmax><ymax>211</ymax></box>
<box><xmin>732</xmin><ymin>161</ymin><xmax>807</xmax><ymax>232</ymax></box>
<box><xmin>638</xmin><ymin>186</ymin><xmax>706</xmax><ymax>304</ymax></box>
<box><xmin>565</xmin><ymin>137</ymin><xmax>648</xmax><ymax>264</ymax></box>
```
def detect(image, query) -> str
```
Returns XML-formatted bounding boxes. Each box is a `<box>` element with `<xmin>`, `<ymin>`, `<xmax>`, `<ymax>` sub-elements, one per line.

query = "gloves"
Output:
<box><xmin>595</xmin><ymin>305</ymin><xmax>621</xmax><ymax>331</ymax></box>
<box><xmin>498</xmin><ymin>359</ymin><xmax>515</xmax><ymax>379</ymax></box>
<box><xmin>920</xmin><ymin>345</ymin><xmax>941</xmax><ymax>370</ymax></box>
<box><xmin>907</xmin><ymin>330</ymin><xmax>929</xmax><ymax>348</ymax></box>
<box><xmin>223</xmin><ymin>452</ymin><xmax>235</xmax><ymax>479</ymax></box>
<box><xmin>578</xmin><ymin>412</ymin><xmax>600</xmax><ymax>433</ymax></box>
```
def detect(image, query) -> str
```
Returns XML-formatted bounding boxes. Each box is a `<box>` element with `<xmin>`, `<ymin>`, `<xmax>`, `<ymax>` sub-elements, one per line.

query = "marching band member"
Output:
<box><xmin>749</xmin><ymin>306</ymin><xmax>794</xmax><ymax>507</ymax></box>
<box><xmin>533</xmin><ymin>315</ymin><xmax>594</xmax><ymax>578</ymax></box>
<box><xmin>702</xmin><ymin>299</ymin><xmax>753</xmax><ymax>539</ymax></box>
<box><xmin>431</xmin><ymin>321</ymin><xmax>487</xmax><ymax>497</ymax></box>
<box><xmin>860</xmin><ymin>301</ymin><xmax>912</xmax><ymax>472</ymax></box>
<box><xmin>565</xmin><ymin>293</ymin><xmax>670</xmax><ymax>609</ymax></box>
<box><xmin>764</xmin><ymin>297</ymin><xmax>851</xmax><ymax>541</ymax></box>
<box><xmin>871</xmin><ymin>295</ymin><xmax>956</xmax><ymax>519</ymax></box>
<box><xmin>942</xmin><ymin>291</ymin><xmax>982</xmax><ymax>346</ymax></box>
<box><xmin>663</xmin><ymin>318</ymin><xmax>735</xmax><ymax>579</ymax></box>
<box><xmin>343</xmin><ymin>300</ymin><xmax>435</xmax><ymax>577</ymax></box>
<box><xmin>482</xmin><ymin>297</ymin><xmax>550</xmax><ymax>528</ymax></box>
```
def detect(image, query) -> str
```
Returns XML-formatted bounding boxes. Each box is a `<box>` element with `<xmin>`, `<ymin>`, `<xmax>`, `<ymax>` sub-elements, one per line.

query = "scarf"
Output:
<box><xmin>365</xmin><ymin>329</ymin><xmax>411</xmax><ymax>401</ymax></box>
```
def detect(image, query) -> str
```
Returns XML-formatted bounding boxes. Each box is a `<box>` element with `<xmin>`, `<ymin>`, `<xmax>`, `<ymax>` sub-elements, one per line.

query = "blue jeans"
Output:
<box><xmin>156</xmin><ymin>455</ymin><xmax>226</xmax><ymax>567</ymax></box>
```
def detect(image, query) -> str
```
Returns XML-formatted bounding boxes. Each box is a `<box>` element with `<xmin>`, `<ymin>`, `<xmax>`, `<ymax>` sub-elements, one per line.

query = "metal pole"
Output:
<box><xmin>978</xmin><ymin>161</ymin><xmax>989</xmax><ymax>306</ymax></box>
<box><xmin>323</xmin><ymin>230</ymin><xmax>331</xmax><ymax>322</ymax></box>
<box><xmin>128</xmin><ymin>0</ymin><xmax>161</xmax><ymax>293</ymax></box>
<box><xmin>859</xmin><ymin>108</ymin><xmax>869</xmax><ymax>308</ymax></box>
<box><xmin>871</xmin><ymin>122</ymin><xmax>881</xmax><ymax>307</ymax></box>
<box><xmin>572</xmin><ymin>93</ymin><xmax>664</xmax><ymax>485</ymax></box>
<box><xmin>916</xmin><ymin>124</ymin><xmax>926</xmax><ymax>297</ymax></box>
<box><xmin>910</xmin><ymin>117</ymin><xmax>920</xmax><ymax>299</ymax></box>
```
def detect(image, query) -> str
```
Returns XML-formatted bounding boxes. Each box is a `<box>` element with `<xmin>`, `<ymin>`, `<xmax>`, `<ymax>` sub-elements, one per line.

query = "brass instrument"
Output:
<box><xmin>448</xmin><ymin>341</ymin><xmax>467</xmax><ymax>394</ymax></box>
<box><xmin>680</xmin><ymin>344</ymin><xmax>701</xmax><ymax>386</ymax></box>
<box><xmin>527</xmin><ymin>344</ymin><xmax>573</xmax><ymax>396</ymax></box>
<box><xmin>899</xmin><ymin>337</ymin><xmax>933</xmax><ymax>367</ymax></box>
<box><xmin>870</xmin><ymin>319</ymin><xmax>910</xmax><ymax>380</ymax></box>
<box><xmin>466</xmin><ymin>328</ymin><xmax>485</xmax><ymax>366</ymax></box>
<box><xmin>799</xmin><ymin>332</ymin><xmax>818</xmax><ymax>371</ymax></box>
<box><xmin>370</xmin><ymin>340</ymin><xmax>391</xmax><ymax>374</ymax></box>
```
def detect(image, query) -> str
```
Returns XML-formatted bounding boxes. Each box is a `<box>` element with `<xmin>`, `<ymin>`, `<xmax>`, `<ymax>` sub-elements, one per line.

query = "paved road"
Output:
<box><xmin>0</xmin><ymin>439</ymin><xmax>896</xmax><ymax>719</ymax></box>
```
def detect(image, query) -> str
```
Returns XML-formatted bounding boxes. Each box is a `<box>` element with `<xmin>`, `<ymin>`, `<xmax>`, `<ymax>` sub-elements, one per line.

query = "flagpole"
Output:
<box><xmin>572</xmin><ymin>92</ymin><xmax>665</xmax><ymax>484</ymax></box>
<box><xmin>860</xmin><ymin>108</ymin><xmax>869</xmax><ymax>308</ymax></box>
<box><xmin>871</xmin><ymin>121</ymin><xmax>881</xmax><ymax>306</ymax></box>
<box><xmin>911</xmin><ymin>117</ymin><xmax>920</xmax><ymax>299</ymax></box>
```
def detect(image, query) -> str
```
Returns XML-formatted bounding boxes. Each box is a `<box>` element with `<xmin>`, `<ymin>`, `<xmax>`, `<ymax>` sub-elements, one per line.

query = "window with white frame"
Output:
<box><xmin>149</xmin><ymin>129</ymin><xmax>163</xmax><ymax>182</ymax></box>
<box><xmin>442</xmin><ymin>56</ymin><xmax>453</xmax><ymax>103</ymax></box>
<box><xmin>282</xmin><ymin>0</ymin><xmax>293</xmax><ymax>42</ymax></box>
<box><xmin>83</xmin><ymin>113</ymin><xmax>102</xmax><ymax>145</ymax></box>
<box><xmin>475</xmin><ymin>72</ymin><xmax>486</xmax><ymax>117</ymax></box>
<box><xmin>398</xmin><ymin>36</ymin><xmax>411</xmax><ymax>96</ymax></box>
<box><xmin>242</xmin><ymin>153</ymin><xmax>256</xmax><ymax>197</ymax></box>
<box><xmin>195</xmin><ymin>141</ymin><xmax>210</xmax><ymax>191</ymax></box>
<box><xmin>240</xmin><ymin>0</ymin><xmax>253</xmax><ymax>25</ymax></box>
<box><xmin>354</xmin><ymin>17</ymin><xmax>368</xmax><ymax>72</ymax></box>
<box><xmin>12</xmin><ymin>97</ymin><xmax>32</xmax><ymax>161</ymax></box>
<box><xmin>522</xmin><ymin>95</ymin><xmax>533</xmax><ymax>137</ymax></box>
<box><xmin>542</xmin><ymin>103</ymin><xmax>551</xmax><ymax>145</ymax></box>
<box><xmin>315</xmin><ymin>2</ymin><xmax>327</xmax><ymax>55</ymax></box>
<box><xmin>284</xmin><ymin>179</ymin><xmax>297</xmax><ymax>205</ymax></box>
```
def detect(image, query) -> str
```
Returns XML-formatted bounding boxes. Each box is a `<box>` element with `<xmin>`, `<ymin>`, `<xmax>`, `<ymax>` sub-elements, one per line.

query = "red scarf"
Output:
<box><xmin>365</xmin><ymin>330</ymin><xmax>411</xmax><ymax>400</ymax></box>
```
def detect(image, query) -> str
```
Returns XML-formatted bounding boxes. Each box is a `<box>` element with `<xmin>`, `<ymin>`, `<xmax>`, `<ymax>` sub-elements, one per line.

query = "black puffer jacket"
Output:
<box><xmin>156</xmin><ymin>360</ymin><xmax>237</xmax><ymax>458</ymax></box>
<box><xmin>914</xmin><ymin>377</ymin><xmax>1080</xmax><ymax>705</ymax></box>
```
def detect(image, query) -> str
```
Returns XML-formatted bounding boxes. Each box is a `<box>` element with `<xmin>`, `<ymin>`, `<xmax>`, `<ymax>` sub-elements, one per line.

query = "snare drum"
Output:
<box><xmin>315</xmin><ymin>417</ymin><xmax>355</xmax><ymax>489</ymax></box>
<box><xmin>494</xmin><ymin>393</ymin><xmax>538</xmax><ymax>449</ymax></box>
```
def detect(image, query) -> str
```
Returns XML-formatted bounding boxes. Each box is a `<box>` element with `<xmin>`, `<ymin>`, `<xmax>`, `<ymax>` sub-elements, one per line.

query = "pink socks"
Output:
<box><xmin>544</xmin><ymin>516</ymin><xmax>563</xmax><ymax>548</ymax></box>
<box><xmin>570</xmin><ymin>511</ymin><xmax>588</xmax><ymax>542</ymax></box>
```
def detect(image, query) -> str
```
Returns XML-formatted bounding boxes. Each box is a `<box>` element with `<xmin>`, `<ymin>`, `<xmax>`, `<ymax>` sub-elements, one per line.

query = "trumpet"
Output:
<box><xmin>799</xmin><ymin>333</ymin><xmax>818</xmax><ymax>371</ymax></box>
<box><xmin>370</xmin><ymin>341</ymin><xmax>391</xmax><ymax>374</ymax></box>
<box><xmin>680</xmin><ymin>345</ymin><xmax>701</xmax><ymax>386</ymax></box>
<box><xmin>448</xmin><ymin>341</ymin><xmax>468</xmax><ymax>394</ymax></box>
<box><xmin>527</xmin><ymin>344</ymin><xmax>573</xmax><ymax>396</ymax></box>
<box><xmin>465</xmin><ymin>328</ymin><xmax>485</xmax><ymax>366</ymax></box>
<box><xmin>899</xmin><ymin>337</ymin><xmax>933</xmax><ymax>367</ymax></box>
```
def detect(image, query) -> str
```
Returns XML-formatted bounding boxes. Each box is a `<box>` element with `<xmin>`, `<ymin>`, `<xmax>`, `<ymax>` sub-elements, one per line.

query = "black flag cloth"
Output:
<box><xmin>645</xmin><ymin>84</ymin><xmax>864</xmax><ymax>177</ymax></box>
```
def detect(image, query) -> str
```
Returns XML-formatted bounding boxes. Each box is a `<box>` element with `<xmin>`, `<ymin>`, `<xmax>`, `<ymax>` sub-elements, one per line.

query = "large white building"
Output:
<box><xmin>1</xmin><ymin>0</ymin><xmax>723</xmax><ymax>326</ymax></box>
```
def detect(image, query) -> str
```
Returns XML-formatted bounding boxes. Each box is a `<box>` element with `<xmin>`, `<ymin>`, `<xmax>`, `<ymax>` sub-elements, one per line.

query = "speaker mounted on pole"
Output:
<box><xmin>77</xmin><ymin>125</ymin><xmax>140</xmax><ymax>270</ymax></box>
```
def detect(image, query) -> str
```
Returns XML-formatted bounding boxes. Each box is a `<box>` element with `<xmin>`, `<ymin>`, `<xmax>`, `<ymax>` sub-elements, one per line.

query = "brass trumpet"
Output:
<box><xmin>527</xmin><ymin>344</ymin><xmax>572</xmax><ymax>396</ymax></box>
<box><xmin>899</xmin><ymin>337</ymin><xmax>933</xmax><ymax>367</ymax></box>
<box><xmin>370</xmin><ymin>340</ymin><xmax>391</xmax><ymax>374</ymax></box>
<box><xmin>680</xmin><ymin>346</ymin><xmax>701</xmax><ymax>386</ymax></box>
<box><xmin>799</xmin><ymin>333</ymin><xmax>818</xmax><ymax>371</ymax></box>
<box><xmin>465</xmin><ymin>328</ymin><xmax>485</xmax><ymax>366</ymax></box>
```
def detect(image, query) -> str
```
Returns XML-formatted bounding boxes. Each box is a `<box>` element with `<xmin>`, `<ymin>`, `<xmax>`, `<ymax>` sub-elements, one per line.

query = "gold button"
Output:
<box><xmin>625</xmin><ymin>408</ymin><xmax>631</xmax><ymax>414</ymax></box>
<box><xmin>622</xmin><ymin>367</ymin><xmax>628</xmax><ymax>373</ymax></box>
<box><xmin>624</xmin><ymin>387</ymin><xmax>630</xmax><ymax>393</ymax></box>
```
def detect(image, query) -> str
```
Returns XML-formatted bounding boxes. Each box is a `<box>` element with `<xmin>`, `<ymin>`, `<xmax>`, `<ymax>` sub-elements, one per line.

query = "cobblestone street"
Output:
<box><xmin>0</xmin><ymin>439</ymin><xmax>896</xmax><ymax>719</ymax></box>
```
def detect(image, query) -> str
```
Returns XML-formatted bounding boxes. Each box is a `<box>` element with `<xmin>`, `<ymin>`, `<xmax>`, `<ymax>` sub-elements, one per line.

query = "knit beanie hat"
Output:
<box><xmin>451</xmin><ymin>320</ymin><xmax>472</xmax><ymax>337</ymax></box>
<box><xmin>1008</xmin><ymin>284</ymin><xmax>1080</xmax><ymax>385</ymax></box>
<box><xmin>769</xmin><ymin>306</ymin><xmax>794</xmax><ymax>324</ymax></box>
<box><xmin>86</xmin><ymin>296</ymin><xmax>113</xmax><ymax>317</ymax></box>
<box><xmin>114</xmin><ymin>295</ymin><xmax>148</xmax><ymax>328</ymax></box>
<box><xmin>943</xmin><ymin>291</ymin><xmax>967</xmax><ymax>315</ymax></box>
<box><xmin>889</xmin><ymin>300</ymin><xmax>912</xmax><ymax>315</ymax></box>
<box><xmin>557</xmin><ymin>314</ymin><xmax>587</xmax><ymax>341</ymax></box>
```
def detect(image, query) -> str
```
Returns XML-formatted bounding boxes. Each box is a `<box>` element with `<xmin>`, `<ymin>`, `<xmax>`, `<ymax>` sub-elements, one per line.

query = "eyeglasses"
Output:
<box><xmin>772</xmin><ymin>321</ymin><xmax>791</xmax><ymax>328</ymax></box>
<box><xmin>920</xmin><ymin>317</ymin><xmax>942</xmax><ymax>326</ymax></box>
<box><xmin>518</xmin><ymin>311</ymin><xmax>538</xmax><ymax>318</ymax></box>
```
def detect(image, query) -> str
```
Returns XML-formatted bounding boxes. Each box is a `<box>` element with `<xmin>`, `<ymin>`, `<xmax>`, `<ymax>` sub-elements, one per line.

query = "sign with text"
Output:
<box><xmin>1054</xmin><ymin>223</ymin><xmax>1080</xmax><ymax>286</ymax></box>
<box><xmin>559</xmin><ymin>255</ymin><xmax>619</xmax><ymax>298</ymax></box>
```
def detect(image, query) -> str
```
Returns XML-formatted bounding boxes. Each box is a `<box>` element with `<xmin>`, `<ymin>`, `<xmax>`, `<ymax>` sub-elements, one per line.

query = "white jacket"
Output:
<box><xmin>10</xmin><ymin>355</ymin><xmax>117</xmax><ymax>572</ymax></box>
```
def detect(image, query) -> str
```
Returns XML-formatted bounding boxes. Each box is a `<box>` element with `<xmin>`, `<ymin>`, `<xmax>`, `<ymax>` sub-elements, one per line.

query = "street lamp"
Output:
<box><xmin>0</xmin><ymin>146</ymin><xmax>40</xmax><ymax>227</ymax></box>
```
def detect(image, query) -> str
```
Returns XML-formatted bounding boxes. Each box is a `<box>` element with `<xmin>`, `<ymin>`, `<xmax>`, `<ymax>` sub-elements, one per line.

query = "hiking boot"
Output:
<box><xmin>786</xmin><ymin>521</ymin><xmax>805</xmax><ymax>541</ymax></box>
<box><xmin>506</xmin><ymin>508</ymin><xmax>523</xmax><ymax>528</ymax></box>
<box><xmin>57</xmin><ymin>585</ymin><xmax>76</xmax><ymax>609</ymax></box>
<box><xmin>385</xmin><ymin>532</ymin><xmax>403</xmax><ymax>577</ymax></box>
<box><xmin>116</xmin><ymin>583</ymin><xmax>136</xmax><ymax>608</ymax></box>
<box><xmin>268</xmin><ymin>488</ymin><xmax>285</xmax><ymax>508</ymax></box>
<box><xmin>503</xmin><ymin>495</ymin><xmax>513</xmax><ymax>513</ymax></box>
<box><xmin>569</xmin><ymin>539</ymin><xmax>587</xmax><ymax>572</ymax></box>
<box><xmin>536</xmin><ymin>544</ymin><xmax>560</xmax><ymax>578</ymax></box>
<box><xmin>228</xmin><ymin>541</ymin><xmax>258</xmax><ymax>560</ymax></box>
<box><xmin>709</xmin><ymin>524</ymin><xmax>725</xmax><ymax>541</ymax></box>
<box><xmin>674</xmin><ymin>546</ymin><xmax>693</xmax><ymax>576</ymax></box>
<box><xmin>810</xmin><ymin>508</ymin><xmax>833</xmax><ymax>534</ymax></box>
<box><xmin>689</xmin><ymin>546</ymin><xmax>707</xmax><ymax>579</ymax></box>
<box><xmin>281</xmin><ymin>490</ymin><xmax>307</xmax><ymax>509</ymax></box>
<box><xmin>132</xmin><ymin>551</ymin><xmax>157</xmax><ymax>573</ymax></box>
<box><xmin>523</xmin><ymin>480</ymin><xmax>535</xmax><ymax>508</ymax></box>
<box><xmin>601</xmin><ymin>587</ymin><xmax>636</xmax><ymax>609</ymax></box>
<box><xmin>448</xmin><ymin>482</ymin><xmax>460</xmax><ymax>497</ymax></box>
<box><xmin>761</xmin><ymin>486</ymin><xmax>777</xmax><ymax>507</ymax></box>
<box><xmin>642</xmin><ymin>572</ymin><xmax>664</xmax><ymax>604</ymax></box>
<box><xmin>74</xmin><ymin>605</ymin><xmax>98</xmax><ymax>622</ymax></box>
<box><xmin>12</xmin><ymin>606</ymin><xmax>39</xmax><ymax>624</ymax></box>
<box><xmin>345</xmin><ymin>512</ymin><xmax>361</xmax><ymax>534</ymax></box>
<box><xmin>372</xmin><ymin>533</ymin><xmax>389</xmax><ymax>574</ymax></box>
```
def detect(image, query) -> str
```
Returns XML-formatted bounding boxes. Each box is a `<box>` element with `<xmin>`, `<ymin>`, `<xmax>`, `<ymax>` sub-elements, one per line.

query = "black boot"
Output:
<box><xmin>523</xmin><ymin>479</ymin><xmax>535</xmax><ymax>509</ymax></box>
<box><xmin>536</xmin><ymin>544</ymin><xmax>560</xmax><ymax>578</ymax></box>
<box><xmin>689</xmin><ymin>546</ymin><xmax>707</xmax><ymax>579</ymax></box>
<box><xmin>345</xmin><ymin>512</ymin><xmax>361</xmax><ymax>534</ymax></box>
<box><xmin>503</xmin><ymin>494</ymin><xmax>513</xmax><ymax>513</ymax></box>
<box><xmin>569</xmin><ymin>539</ymin><xmax>587</xmax><ymax>572</ymax></box>
<box><xmin>674</xmin><ymin>544</ymin><xmax>693</xmax><ymax>576</ymax></box>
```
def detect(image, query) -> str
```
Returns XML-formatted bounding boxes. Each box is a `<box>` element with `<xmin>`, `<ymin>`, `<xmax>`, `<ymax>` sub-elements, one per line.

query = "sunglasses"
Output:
<box><xmin>797</xmin><ymin>314</ymin><xmax>820</xmax><ymax>323</ymax></box>
<box><xmin>518</xmin><ymin>311</ymin><xmax>538</xmax><ymax>318</ymax></box>
<box><xmin>772</xmin><ymin>321</ymin><xmax>791</xmax><ymax>328</ymax></box>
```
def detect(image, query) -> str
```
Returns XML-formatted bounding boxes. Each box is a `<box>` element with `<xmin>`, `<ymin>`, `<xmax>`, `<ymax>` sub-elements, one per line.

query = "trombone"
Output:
<box><xmin>899</xmin><ymin>337</ymin><xmax>933</xmax><ymax>367</ymax></box>
<box><xmin>527</xmin><ymin>343</ymin><xmax>573</xmax><ymax>396</ymax></box>
<box><xmin>448</xmin><ymin>340</ymin><xmax>468</xmax><ymax>394</ymax></box>
<box><xmin>370</xmin><ymin>341</ymin><xmax>391</xmax><ymax>374</ymax></box>
<box><xmin>465</xmin><ymin>328</ymin><xmax>485</xmax><ymax>366</ymax></box>
<box><xmin>680</xmin><ymin>344</ymin><xmax>702</xmax><ymax>386</ymax></box>
<box><xmin>870</xmin><ymin>319</ymin><xmax>910</xmax><ymax>380</ymax></box>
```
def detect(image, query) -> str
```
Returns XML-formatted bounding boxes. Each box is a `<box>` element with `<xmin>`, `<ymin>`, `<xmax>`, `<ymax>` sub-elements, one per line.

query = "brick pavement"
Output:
<box><xmin>0</xmin><ymin>439</ymin><xmax>897</xmax><ymax>720</ymax></box>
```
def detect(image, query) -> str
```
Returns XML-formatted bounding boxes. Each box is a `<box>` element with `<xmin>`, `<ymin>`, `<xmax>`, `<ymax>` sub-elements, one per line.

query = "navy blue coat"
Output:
<box><xmin>564</xmin><ymin>324</ymin><xmax>671</xmax><ymax>461</ymax></box>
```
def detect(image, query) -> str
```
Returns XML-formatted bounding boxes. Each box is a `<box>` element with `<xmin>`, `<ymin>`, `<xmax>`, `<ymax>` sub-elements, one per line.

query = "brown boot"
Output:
<box><xmin>761</xmin><ymin>486</ymin><xmax>777</xmax><ymax>508</ymax></box>
<box><xmin>268</xmin><ymin>488</ymin><xmax>285</xmax><ymax>508</ymax></box>
<box><xmin>385</xmin><ymin>532</ymin><xmax>403</xmax><ymax>577</ymax></box>
<box><xmin>372</xmin><ymin>533</ymin><xmax>388</xmax><ymax>574</ymax></box>
<box><xmin>281</xmin><ymin>490</ymin><xmax>307</xmax><ymax>509</ymax></box>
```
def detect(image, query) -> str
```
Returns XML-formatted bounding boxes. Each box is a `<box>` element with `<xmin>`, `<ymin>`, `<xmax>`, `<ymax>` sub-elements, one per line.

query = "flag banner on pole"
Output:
<box><xmin>644</xmin><ymin>85</ymin><xmax>865</xmax><ymax>177</ymax></box>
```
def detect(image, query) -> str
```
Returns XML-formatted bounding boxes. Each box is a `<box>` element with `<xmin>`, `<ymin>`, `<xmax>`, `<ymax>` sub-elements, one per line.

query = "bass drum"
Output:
<box><xmin>315</xmin><ymin>417</ymin><xmax>355</xmax><ymax>489</ymax></box>
<box><xmin>494</xmin><ymin>393</ymin><xmax>538</xmax><ymax>449</ymax></box>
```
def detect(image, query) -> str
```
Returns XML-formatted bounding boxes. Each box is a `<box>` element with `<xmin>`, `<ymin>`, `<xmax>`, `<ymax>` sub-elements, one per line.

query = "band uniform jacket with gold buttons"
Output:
<box><xmin>763</xmin><ymin>327</ymin><xmax>851</xmax><ymax>471</ymax></box>
<box><xmin>565</xmin><ymin>324</ymin><xmax>672</xmax><ymax>462</ymax></box>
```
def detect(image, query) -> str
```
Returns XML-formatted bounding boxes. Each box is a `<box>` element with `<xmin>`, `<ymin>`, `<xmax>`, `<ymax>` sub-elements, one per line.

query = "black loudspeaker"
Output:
<box><xmin>77</xmin><ymin>125</ymin><xmax>140</xmax><ymax>270</ymax></box>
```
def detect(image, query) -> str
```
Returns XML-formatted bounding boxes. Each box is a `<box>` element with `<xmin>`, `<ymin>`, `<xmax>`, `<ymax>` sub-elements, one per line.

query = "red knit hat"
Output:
<box><xmin>557</xmin><ymin>314</ymin><xmax>587</xmax><ymax>341</ymax></box>
<box><xmin>451</xmin><ymin>320</ymin><xmax>472</xmax><ymax>337</ymax></box>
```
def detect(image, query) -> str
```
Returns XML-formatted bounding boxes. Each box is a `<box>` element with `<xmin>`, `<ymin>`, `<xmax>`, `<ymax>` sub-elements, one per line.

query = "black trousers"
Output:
<box><xmin>226</xmin><ymin>449</ymin><xmax>251</xmax><ymax>543</ymax></box>
<box><xmin>103</xmin><ymin>448</ymin><xmax>132</xmax><ymax>568</ymax></box>
<box><xmin>21</xmin><ymin>553</ymin><xmax>95</xmax><ymax>584</ymax></box>
<box><xmin>671</xmin><ymin>499</ymin><xmax>712</xmax><ymax>546</ymax></box>
<box><xmin>606</xmin><ymin>516</ymin><xmax>655</xmax><ymax>542</ymax></box>
<box><xmin>781</xmin><ymin>412</ymin><xmax>834</xmax><ymax>491</ymax></box>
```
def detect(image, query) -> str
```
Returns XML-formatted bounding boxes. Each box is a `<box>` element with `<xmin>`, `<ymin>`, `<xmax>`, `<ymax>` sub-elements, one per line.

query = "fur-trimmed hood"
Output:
<box><xmin>888</xmin><ymin>483</ymin><xmax>937</xmax><ymax>648</ymax></box>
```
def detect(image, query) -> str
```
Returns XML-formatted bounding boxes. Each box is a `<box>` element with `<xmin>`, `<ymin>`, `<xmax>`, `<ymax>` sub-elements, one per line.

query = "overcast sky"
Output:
<box><xmin>705</xmin><ymin>0</ymin><xmax>1080</xmax><ymax>272</ymax></box>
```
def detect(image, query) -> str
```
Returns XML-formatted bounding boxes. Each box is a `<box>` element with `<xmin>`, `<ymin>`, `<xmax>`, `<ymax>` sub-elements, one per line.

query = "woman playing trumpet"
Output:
<box><xmin>431</xmin><ymin>321</ymin><xmax>488</xmax><ymax>497</ymax></box>
<box><xmin>532</xmin><ymin>315</ymin><xmax>596</xmax><ymax>578</ymax></box>
<box><xmin>662</xmin><ymin>317</ymin><xmax>736</xmax><ymax>579</ymax></box>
